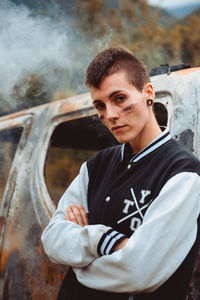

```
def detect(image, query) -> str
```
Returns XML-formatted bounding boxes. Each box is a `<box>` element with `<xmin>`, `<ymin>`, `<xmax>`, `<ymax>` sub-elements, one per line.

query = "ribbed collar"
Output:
<box><xmin>120</xmin><ymin>128</ymin><xmax>171</xmax><ymax>163</ymax></box>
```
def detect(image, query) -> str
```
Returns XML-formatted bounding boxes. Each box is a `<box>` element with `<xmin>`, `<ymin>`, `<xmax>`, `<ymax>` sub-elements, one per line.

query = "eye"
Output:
<box><xmin>115</xmin><ymin>94</ymin><xmax>125</xmax><ymax>102</ymax></box>
<box><xmin>94</xmin><ymin>101</ymin><xmax>105</xmax><ymax>111</ymax></box>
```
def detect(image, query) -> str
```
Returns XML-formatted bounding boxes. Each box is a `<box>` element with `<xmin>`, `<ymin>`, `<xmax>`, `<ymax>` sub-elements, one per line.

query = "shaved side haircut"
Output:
<box><xmin>86</xmin><ymin>46</ymin><xmax>150</xmax><ymax>91</ymax></box>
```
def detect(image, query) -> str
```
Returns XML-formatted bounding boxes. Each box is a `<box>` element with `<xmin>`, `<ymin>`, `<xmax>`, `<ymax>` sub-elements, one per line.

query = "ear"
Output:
<box><xmin>142</xmin><ymin>82</ymin><xmax>155</xmax><ymax>100</ymax></box>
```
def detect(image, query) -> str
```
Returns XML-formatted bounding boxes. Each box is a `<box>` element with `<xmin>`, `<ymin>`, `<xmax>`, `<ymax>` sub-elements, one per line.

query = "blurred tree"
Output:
<box><xmin>74</xmin><ymin>0</ymin><xmax>200</xmax><ymax>69</ymax></box>
<box><xmin>11</xmin><ymin>74</ymin><xmax>50</xmax><ymax>110</ymax></box>
<box><xmin>162</xmin><ymin>12</ymin><xmax>200</xmax><ymax>66</ymax></box>
<box><xmin>180</xmin><ymin>14</ymin><xmax>200</xmax><ymax>66</ymax></box>
<box><xmin>75</xmin><ymin>0</ymin><xmax>107</xmax><ymax>39</ymax></box>
<box><xmin>74</xmin><ymin>0</ymin><xmax>172</xmax><ymax>69</ymax></box>
<box><xmin>1</xmin><ymin>0</ymin><xmax>199</xmax><ymax>116</ymax></box>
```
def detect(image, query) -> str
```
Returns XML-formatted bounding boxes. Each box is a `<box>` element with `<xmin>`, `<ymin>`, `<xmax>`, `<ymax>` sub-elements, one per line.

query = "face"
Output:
<box><xmin>91</xmin><ymin>72</ymin><xmax>155</xmax><ymax>149</ymax></box>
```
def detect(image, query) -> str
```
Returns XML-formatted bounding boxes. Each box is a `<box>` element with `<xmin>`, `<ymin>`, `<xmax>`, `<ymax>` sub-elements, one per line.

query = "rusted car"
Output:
<box><xmin>0</xmin><ymin>67</ymin><xmax>200</xmax><ymax>300</ymax></box>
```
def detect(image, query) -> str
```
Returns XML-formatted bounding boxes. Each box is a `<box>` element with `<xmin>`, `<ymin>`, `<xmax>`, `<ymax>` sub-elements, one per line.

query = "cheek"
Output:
<box><xmin>121</xmin><ymin>102</ymin><xmax>143</xmax><ymax>118</ymax></box>
<box><xmin>121</xmin><ymin>104</ymin><xmax>135</xmax><ymax>115</ymax></box>
<box><xmin>97</xmin><ymin>110</ymin><xmax>105</xmax><ymax>120</ymax></box>
<box><xmin>121</xmin><ymin>101</ymin><xmax>149</xmax><ymax>124</ymax></box>
<box><xmin>98</xmin><ymin>113</ymin><xmax>109</xmax><ymax>128</ymax></box>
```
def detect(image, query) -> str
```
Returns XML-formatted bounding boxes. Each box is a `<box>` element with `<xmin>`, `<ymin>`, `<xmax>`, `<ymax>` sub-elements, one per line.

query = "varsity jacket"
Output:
<box><xmin>41</xmin><ymin>129</ymin><xmax>200</xmax><ymax>300</ymax></box>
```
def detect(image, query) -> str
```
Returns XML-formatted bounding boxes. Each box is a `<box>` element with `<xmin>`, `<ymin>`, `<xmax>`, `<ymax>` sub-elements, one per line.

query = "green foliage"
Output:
<box><xmin>74</xmin><ymin>0</ymin><xmax>200</xmax><ymax>70</ymax></box>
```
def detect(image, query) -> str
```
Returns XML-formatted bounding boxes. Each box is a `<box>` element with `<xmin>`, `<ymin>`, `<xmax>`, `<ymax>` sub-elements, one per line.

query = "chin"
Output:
<box><xmin>115</xmin><ymin>136</ymin><xmax>130</xmax><ymax>144</ymax></box>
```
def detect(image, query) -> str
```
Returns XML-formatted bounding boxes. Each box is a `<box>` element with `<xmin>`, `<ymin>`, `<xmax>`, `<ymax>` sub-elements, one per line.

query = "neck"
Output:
<box><xmin>129</xmin><ymin>116</ymin><xmax>162</xmax><ymax>154</ymax></box>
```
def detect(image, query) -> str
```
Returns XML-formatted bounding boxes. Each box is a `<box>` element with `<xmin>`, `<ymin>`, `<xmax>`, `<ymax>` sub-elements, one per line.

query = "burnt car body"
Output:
<box><xmin>0</xmin><ymin>67</ymin><xmax>200</xmax><ymax>299</ymax></box>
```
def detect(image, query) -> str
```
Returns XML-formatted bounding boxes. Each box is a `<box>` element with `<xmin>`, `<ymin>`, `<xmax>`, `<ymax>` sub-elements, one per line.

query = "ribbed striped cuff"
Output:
<box><xmin>97</xmin><ymin>229</ymin><xmax>127</xmax><ymax>256</ymax></box>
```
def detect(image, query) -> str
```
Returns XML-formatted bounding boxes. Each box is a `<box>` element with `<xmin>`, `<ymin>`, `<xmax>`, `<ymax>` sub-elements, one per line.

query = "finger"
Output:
<box><xmin>66</xmin><ymin>207</ymin><xmax>78</xmax><ymax>223</ymax></box>
<box><xmin>65</xmin><ymin>213</ymin><xmax>70</xmax><ymax>221</ymax></box>
<box><xmin>66</xmin><ymin>207</ymin><xmax>78</xmax><ymax>224</ymax></box>
<box><xmin>78</xmin><ymin>205</ymin><xmax>89</xmax><ymax>225</ymax></box>
<box><xmin>69</xmin><ymin>204</ymin><xmax>85</xmax><ymax>226</ymax></box>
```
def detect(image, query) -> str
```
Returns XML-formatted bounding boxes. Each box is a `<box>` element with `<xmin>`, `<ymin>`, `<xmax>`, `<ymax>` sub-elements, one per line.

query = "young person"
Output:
<box><xmin>41</xmin><ymin>46</ymin><xmax>200</xmax><ymax>300</ymax></box>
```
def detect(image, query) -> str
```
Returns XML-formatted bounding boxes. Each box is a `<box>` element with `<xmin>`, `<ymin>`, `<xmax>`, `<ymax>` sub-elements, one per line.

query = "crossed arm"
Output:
<box><xmin>41</xmin><ymin>162</ymin><xmax>200</xmax><ymax>293</ymax></box>
<box><xmin>65</xmin><ymin>203</ymin><xmax>128</xmax><ymax>251</ymax></box>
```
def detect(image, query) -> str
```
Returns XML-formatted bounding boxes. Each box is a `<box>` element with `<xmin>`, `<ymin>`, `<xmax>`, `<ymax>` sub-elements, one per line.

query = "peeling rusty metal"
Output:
<box><xmin>0</xmin><ymin>68</ymin><xmax>200</xmax><ymax>299</ymax></box>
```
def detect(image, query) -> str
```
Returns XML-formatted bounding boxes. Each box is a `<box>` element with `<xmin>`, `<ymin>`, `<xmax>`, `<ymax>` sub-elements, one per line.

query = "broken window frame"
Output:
<box><xmin>0</xmin><ymin>113</ymin><xmax>33</xmax><ymax>254</ymax></box>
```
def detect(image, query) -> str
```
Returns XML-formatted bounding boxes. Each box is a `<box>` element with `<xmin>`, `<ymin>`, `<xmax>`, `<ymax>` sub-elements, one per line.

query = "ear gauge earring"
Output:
<box><xmin>147</xmin><ymin>99</ymin><xmax>153</xmax><ymax>106</ymax></box>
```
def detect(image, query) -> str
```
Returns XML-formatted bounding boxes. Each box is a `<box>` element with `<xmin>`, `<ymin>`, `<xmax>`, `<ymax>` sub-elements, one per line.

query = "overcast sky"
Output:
<box><xmin>148</xmin><ymin>0</ymin><xmax>200</xmax><ymax>8</ymax></box>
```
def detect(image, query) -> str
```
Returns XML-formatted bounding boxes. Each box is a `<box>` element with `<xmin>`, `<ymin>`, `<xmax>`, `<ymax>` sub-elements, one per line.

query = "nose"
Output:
<box><xmin>106</xmin><ymin>104</ymin><xmax>119</xmax><ymax>121</ymax></box>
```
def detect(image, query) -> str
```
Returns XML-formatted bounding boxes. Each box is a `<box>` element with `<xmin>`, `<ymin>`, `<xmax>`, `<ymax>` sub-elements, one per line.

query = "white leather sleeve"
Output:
<box><xmin>41</xmin><ymin>162</ymin><xmax>112</xmax><ymax>267</ymax></box>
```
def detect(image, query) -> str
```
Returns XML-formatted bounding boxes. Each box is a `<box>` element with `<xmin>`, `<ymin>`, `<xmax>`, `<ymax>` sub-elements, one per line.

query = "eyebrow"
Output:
<box><xmin>92</xmin><ymin>90</ymin><xmax>123</xmax><ymax>104</ymax></box>
<box><xmin>109</xmin><ymin>90</ymin><xmax>123</xmax><ymax>98</ymax></box>
<box><xmin>92</xmin><ymin>99</ymin><xmax>101</xmax><ymax>104</ymax></box>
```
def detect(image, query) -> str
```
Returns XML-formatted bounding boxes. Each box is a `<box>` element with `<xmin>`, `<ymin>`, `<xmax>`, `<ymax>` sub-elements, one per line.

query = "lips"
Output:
<box><xmin>111</xmin><ymin>125</ymin><xmax>127</xmax><ymax>132</ymax></box>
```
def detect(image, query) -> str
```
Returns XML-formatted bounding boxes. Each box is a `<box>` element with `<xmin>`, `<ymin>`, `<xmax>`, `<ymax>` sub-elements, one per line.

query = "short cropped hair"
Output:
<box><xmin>85</xmin><ymin>46</ymin><xmax>150</xmax><ymax>91</ymax></box>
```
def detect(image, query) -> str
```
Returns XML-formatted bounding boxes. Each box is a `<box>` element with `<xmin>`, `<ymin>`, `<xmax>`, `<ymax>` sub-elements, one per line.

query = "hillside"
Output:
<box><xmin>177</xmin><ymin>7</ymin><xmax>200</xmax><ymax>23</ymax></box>
<box><xmin>150</xmin><ymin>6</ymin><xmax>177</xmax><ymax>27</ymax></box>
<box><xmin>166</xmin><ymin>2</ymin><xmax>200</xmax><ymax>18</ymax></box>
<box><xmin>9</xmin><ymin>0</ymin><xmax>177</xmax><ymax>27</ymax></box>
<box><xmin>189</xmin><ymin>7</ymin><xmax>200</xmax><ymax>17</ymax></box>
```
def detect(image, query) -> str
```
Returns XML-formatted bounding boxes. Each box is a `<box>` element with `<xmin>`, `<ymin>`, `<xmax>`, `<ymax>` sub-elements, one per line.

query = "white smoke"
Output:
<box><xmin>0</xmin><ymin>0</ymin><xmax>111</xmax><ymax>113</ymax></box>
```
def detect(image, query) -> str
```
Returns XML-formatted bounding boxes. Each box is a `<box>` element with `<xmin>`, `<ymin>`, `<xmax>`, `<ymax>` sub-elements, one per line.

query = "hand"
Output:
<box><xmin>113</xmin><ymin>238</ymin><xmax>129</xmax><ymax>252</ymax></box>
<box><xmin>65</xmin><ymin>204</ymin><xmax>89</xmax><ymax>227</ymax></box>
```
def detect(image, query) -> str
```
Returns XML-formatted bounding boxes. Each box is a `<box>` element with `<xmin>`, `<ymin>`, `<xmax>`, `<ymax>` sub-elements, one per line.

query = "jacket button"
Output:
<box><xmin>105</xmin><ymin>196</ymin><xmax>110</xmax><ymax>202</ymax></box>
<box><xmin>127</xmin><ymin>164</ymin><xmax>131</xmax><ymax>169</ymax></box>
